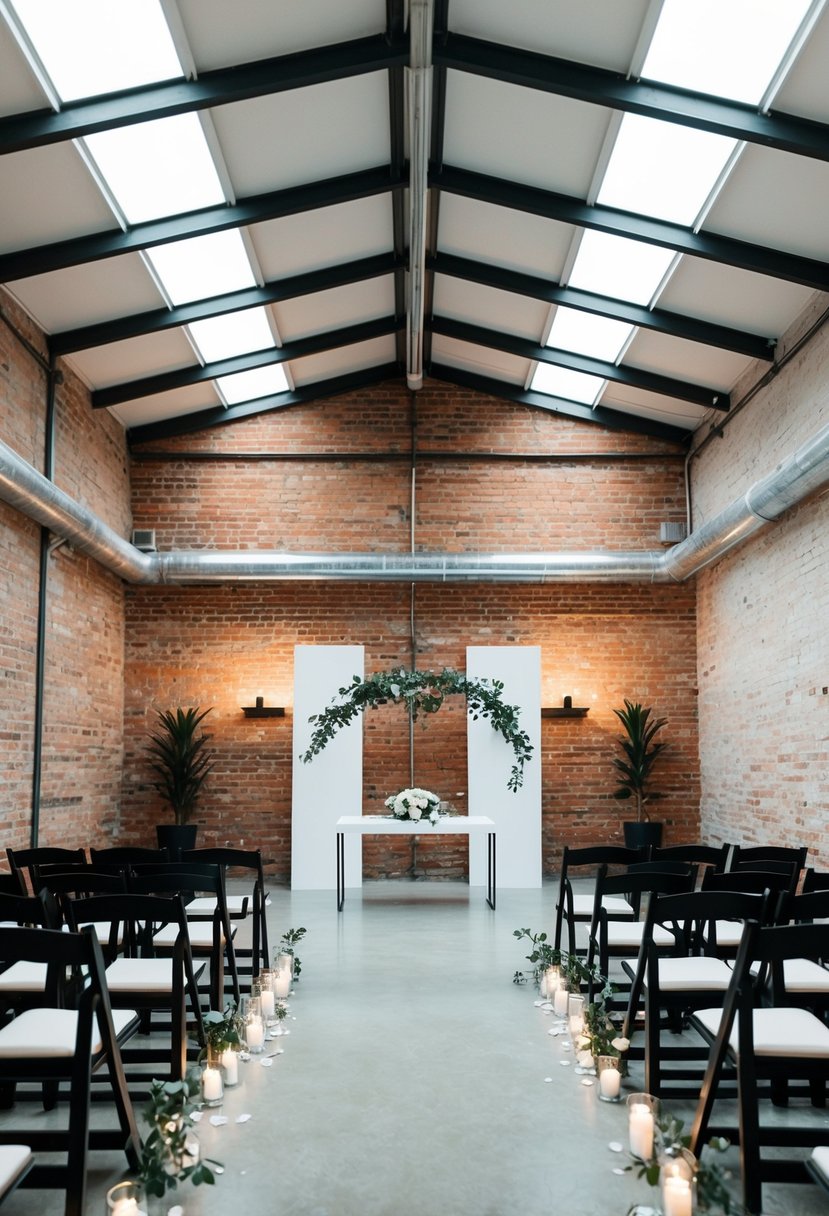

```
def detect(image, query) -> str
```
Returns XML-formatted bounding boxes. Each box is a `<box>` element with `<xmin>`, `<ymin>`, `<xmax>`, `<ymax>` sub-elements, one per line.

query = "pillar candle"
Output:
<box><xmin>274</xmin><ymin>967</ymin><xmax>291</xmax><ymax>998</ymax></box>
<box><xmin>221</xmin><ymin>1048</ymin><xmax>239</xmax><ymax>1086</ymax></box>
<box><xmin>260</xmin><ymin>989</ymin><xmax>275</xmax><ymax>1020</ymax></box>
<box><xmin>599</xmin><ymin>1066</ymin><xmax>621</xmax><ymax>1099</ymax></box>
<box><xmin>201</xmin><ymin>1066</ymin><xmax>223</xmax><ymax>1103</ymax></box>
<box><xmin>246</xmin><ymin>1016</ymin><xmax>264</xmax><ymax>1052</ymax></box>
<box><xmin>629</xmin><ymin>1103</ymin><xmax>654</xmax><ymax>1159</ymax></box>
<box><xmin>662</xmin><ymin>1177</ymin><xmax>693</xmax><ymax>1216</ymax></box>
<box><xmin>553</xmin><ymin>986</ymin><xmax>569</xmax><ymax>1016</ymax></box>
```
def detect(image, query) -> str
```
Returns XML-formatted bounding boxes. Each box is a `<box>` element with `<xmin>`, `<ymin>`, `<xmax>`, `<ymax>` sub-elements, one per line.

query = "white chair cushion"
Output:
<box><xmin>153</xmin><ymin>923</ymin><xmax>231</xmax><ymax>948</ymax></box>
<box><xmin>0</xmin><ymin>1007</ymin><xmax>137</xmax><ymax>1058</ymax></box>
<box><xmin>605</xmin><ymin>922</ymin><xmax>676</xmax><ymax>949</ymax></box>
<box><xmin>649</xmin><ymin>956</ymin><xmax>734</xmax><ymax>991</ymax></box>
<box><xmin>696</xmin><ymin>1005</ymin><xmax>829</xmax><ymax>1057</ymax></box>
<box><xmin>749</xmin><ymin>958</ymin><xmax>829</xmax><ymax>992</ymax></box>
<box><xmin>105</xmin><ymin>957</ymin><xmax>205</xmax><ymax>993</ymax></box>
<box><xmin>810</xmin><ymin>1145</ymin><xmax>829</xmax><ymax>1183</ymax></box>
<box><xmin>187</xmin><ymin>896</ymin><xmax>247</xmax><ymax>917</ymax></box>
<box><xmin>0</xmin><ymin>1145</ymin><xmax>32</xmax><ymax>1198</ymax></box>
<box><xmin>570</xmin><ymin>893</ymin><xmax>634</xmax><ymax>918</ymax></box>
<box><xmin>706</xmin><ymin>920</ymin><xmax>746</xmax><ymax>948</ymax></box>
<box><xmin>0</xmin><ymin>962</ymin><xmax>47</xmax><ymax>993</ymax></box>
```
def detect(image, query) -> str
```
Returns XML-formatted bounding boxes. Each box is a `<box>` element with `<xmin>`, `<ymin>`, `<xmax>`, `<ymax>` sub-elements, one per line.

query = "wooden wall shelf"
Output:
<box><xmin>541</xmin><ymin>705</ymin><xmax>589</xmax><ymax>718</ymax></box>
<box><xmin>242</xmin><ymin>706</ymin><xmax>286</xmax><ymax>718</ymax></box>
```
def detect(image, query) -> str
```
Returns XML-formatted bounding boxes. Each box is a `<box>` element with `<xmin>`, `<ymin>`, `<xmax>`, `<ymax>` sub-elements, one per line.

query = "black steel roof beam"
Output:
<box><xmin>432</xmin><ymin>164</ymin><xmax>829</xmax><ymax>292</ymax></box>
<box><xmin>50</xmin><ymin>252</ymin><xmax>401</xmax><ymax>355</ymax></box>
<box><xmin>429</xmin><ymin>252</ymin><xmax>773</xmax><ymax>362</ymax></box>
<box><xmin>436</xmin><ymin>33</ymin><xmax>829</xmax><ymax>165</ymax></box>
<box><xmin>0</xmin><ymin>35</ymin><xmax>408</xmax><ymax>156</ymax></box>
<box><xmin>93</xmin><ymin>316</ymin><xmax>401</xmax><ymax>408</ymax></box>
<box><xmin>431</xmin><ymin>315</ymin><xmax>728</xmax><ymax>411</ymax></box>
<box><xmin>0</xmin><ymin>165</ymin><xmax>406</xmax><ymax>283</ymax></box>
<box><xmin>428</xmin><ymin>362</ymin><xmax>690</xmax><ymax>444</ymax></box>
<box><xmin>127</xmin><ymin>363</ymin><xmax>402</xmax><ymax>445</ymax></box>
<box><xmin>387</xmin><ymin>0</ymin><xmax>407</xmax><ymax>365</ymax></box>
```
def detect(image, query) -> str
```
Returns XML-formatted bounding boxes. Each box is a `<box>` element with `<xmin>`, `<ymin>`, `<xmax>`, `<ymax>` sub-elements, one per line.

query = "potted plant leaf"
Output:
<box><xmin>146</xmin><ymin>706</ymin><xmax>214</xmax><ymax>858</ymax></box>
<box><xmin>611</xmin><ymin>699</ymin><xmax>668</xmax><ymax>849</ymax></box>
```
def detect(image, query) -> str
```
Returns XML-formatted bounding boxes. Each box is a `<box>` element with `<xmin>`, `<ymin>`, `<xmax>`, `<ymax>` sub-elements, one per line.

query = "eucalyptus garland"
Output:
<box><xmin>301</xmin><ymin>666</ymin><xmax>533</xmax><ymax>792</ymax></box>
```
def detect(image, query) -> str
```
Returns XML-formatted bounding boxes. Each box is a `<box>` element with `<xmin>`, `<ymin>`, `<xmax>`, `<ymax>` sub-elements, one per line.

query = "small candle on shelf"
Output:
<box><xmin>221</xmin><ymin>1047</ymin><xmax>239</xmax><ymax>1086</ymax></box>
<box><xmin>629</xmin><ymin>1102</ymin><xmax>654</xmax><ymax>1159</ymax></box>
<box><xmin>201</xmin><ymin>1066</ymin><xmax>223</xmax><ymax>1105</ymax></box>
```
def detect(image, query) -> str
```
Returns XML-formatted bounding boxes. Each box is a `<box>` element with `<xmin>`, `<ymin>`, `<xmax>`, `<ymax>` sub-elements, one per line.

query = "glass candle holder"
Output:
<box><xmin>567</xmin><ymin>992</ymin><xmax>585</xmax><ymax>1041</ymax></box>
<box><xmin>244</xmin><ymin>1005</ymin><xmax>265</xmax><ymax>1053</ymax></box>
<box><xmin>201</xmin><ymin>1046</ymin><xmax>224</xmax><ymax>1106</ymax></box>
<box><xmin>596</xmin><ymin>1054</ymin><xmax>623</xmax><ymax>1101</ymax></box>
<box><xmin>220</xmin><ymin>1045</ymin><xmax>239</xmax><ymax>1087</ymax></box>
<box><xmin>552</xmin><ymin>982</ymin><xmax>569</xmax><ymax>1018</ymax></box>
<box><xmin>258</xmin><ymin>968</ymin><xmax>276</xmax><ymax>1023</ymax></box>
<box><xmin>627</xmin><ymin>1092</ymin><xmax>660</xmax><ymax>1161</ymax></box>
<box><xmin>274</xmin><ymin>953</ymin><xmax>293</xmax><ymax>997</ymax></box>
<box><xmin>660</xmin><ymin>1148</ymin><xmax>697</xmax><ymax>1216</ymax></box>
<box><xmin>541</xmin><ymin>965</ymin><xmax>560</xmax><ymax>999</ymax></box>
<box><xmin>105</xmin><ymin>1180</ymin><xmax>146</xmax><ymax>1216</ymax></box>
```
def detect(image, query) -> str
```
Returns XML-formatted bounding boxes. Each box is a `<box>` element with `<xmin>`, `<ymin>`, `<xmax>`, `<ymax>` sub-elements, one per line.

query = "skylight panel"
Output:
<box><xmin>530</xmin><ymin>364</ymin><xmax>605</xmax><ymax>406</ymax></box>
<box><xmin>9</xmin><ymin>0</ymin><xmax>183</xmax><ymax>102</ymax></box>
<box><xmin>189</xmin><ymin>309</ymin><xmax>275</xmax><ymax>365</ymax></box>
<box><xmin>597</xmin><ymin>114</ymin><xmax>735</xmax><ymax>226</ymax></box>
<box><xmin>145</xmin><ymin>231</ymin><xmax>256</xmax><ymax>306</ymax></box>
<box><xmin>546</xmin><ymin>308</ymin><xmax>633</xmax><ymax>364</ymax></box>
<box><xmin>642</xmin><ymin>0</ymin><xmax>814</xmax><ymax>105</ymax></box>
<box><xmin>567</xmin><ymin>231</ymin><xmax>676</xmax><ymax>306</ymax></box>
<box><xmin>217</xmin><ymin>365</ymin><xmax>289</xmax><ymax>406</ymax></box>
<box><xmin>84</xmin><ymin>113</ymin><xmax>224</xmax><ymax>224</ymax></box>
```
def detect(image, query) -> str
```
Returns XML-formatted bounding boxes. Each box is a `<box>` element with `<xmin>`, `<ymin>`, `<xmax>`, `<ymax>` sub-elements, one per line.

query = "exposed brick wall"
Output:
<box><xmin>1</xmin><ymin>288</ymin><xmax>130</xmax><ymax>853</ymax></box>
<box><xmin>693</xmin><ymin>295</ymin><xmax>829</xmax><ymax>865</ymax></box>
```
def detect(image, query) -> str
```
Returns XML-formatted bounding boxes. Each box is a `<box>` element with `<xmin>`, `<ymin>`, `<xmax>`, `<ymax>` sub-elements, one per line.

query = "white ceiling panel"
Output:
<box><xmin>176</xmin><ymin>0</ymin><xmax>383</xmax><ymax>71</ymax></box>
<box><xmin>0</xmin><ymin>144</ymin><xmax>116</xmax><ymax>255</ymax></box>
<box><xmin>433</xmin><ymin>276</ymin><xmax>549</xmax><ymax>339</ymax></box>
<box><xmin>773</xmin><ymin>8</ymin><xmax>829</xmax><ymax>123</ymax></box>
<box><xmin>431</xmin><ymin>334</ymin><xmax>530</xmax><ymax>385</ymax></box>
<box><xmin>443</xmin><ymin>71</ymin><xmax>612</xmax><ymax>196</ymax></box>
<box><xmin>0</xmin><ymin>15</ymin><xmax>48</xmax><ymax>115</ymax></box>
<box><xmin>250</xmin><ymin>195</ymin><xmax>393</xmax><ymax>279</ymax></box>
<box><xmin>623</xmin><ymin>330</ymin><xmax>750</xmax><ymax>394</ymax></box>
<box><xmin>68</xmin><ymin>329</ymin><xmax>199</xmax><ymax>391</ymax></box>
<box><xmin>438</xmin><ymin>194</ymin><xmax>574</xmax><ymax>279</ymax></box>
<box><xmin>108</xmin><ymin>383</ymin><xmax>222</xmax><ymax>430</ymax></box>
<box><xmin>9</xmin><ymin>254</ymin><xmax>165</xmax><ymax>334</ymax></box>
<box><xmin>599</xmin><ymin>384</ymin><xmax>706</xmax><ymax>430</ymax></box>
<box><xmin>290</xmin><ymin>334</ymin><xmax>397</xmax><ymax>386</ymax></box>
<box><xmin>211</xmin><ymin>74</ymin><xmax>389</xmax><ymax>197</ymax></box>
<box><xmin>658</xmin><ymin>258</ymin><xmax>815</xmax><ymax>341</ymax></box>
<box><xmin>705</xmin><ymin>144</ymin><xmax>829</xmax><ymax>260</ymax></box>
<box><xmin>450</xmin><ymin>0</ymin><xmax>651</xmax><ymax>71</ymax></box>
<box><xmin>273</xmin><ymin>276</ymin><xmax>396</xmax><ymax>342</ymax></box>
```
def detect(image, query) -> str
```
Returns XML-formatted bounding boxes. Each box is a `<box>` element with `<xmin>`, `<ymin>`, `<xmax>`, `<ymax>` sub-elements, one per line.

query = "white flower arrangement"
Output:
<box><xmin>384</xmin><ymin>787</ymin><xmax>442</xmax><ymax>824</ymax></box>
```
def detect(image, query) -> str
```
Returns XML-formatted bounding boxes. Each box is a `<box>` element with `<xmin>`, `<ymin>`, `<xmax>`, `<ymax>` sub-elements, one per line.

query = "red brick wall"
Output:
<box><xmin>1</xmin><ymin>289</ymin><xmax>130</xmax><ymax>853</ymax></box>
<box><xmin>125</xmin><ymin>380</ymin><xmax>698</xmax><ymax>877</ymax></box>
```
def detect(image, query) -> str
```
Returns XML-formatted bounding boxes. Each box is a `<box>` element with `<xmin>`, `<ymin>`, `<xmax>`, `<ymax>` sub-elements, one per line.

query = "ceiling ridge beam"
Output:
<box><xmin>429</xmin><ymin>252</ymin><xmax>774</xmax><ymax>361</ymax></box>
<box><xmin>432</xmin><ymin>164</ymin><xmax>829</xmax><ymax>292</ymax></box>
<box><xmin>428</xmin><ymin>362</ymin><xmax>690</xmax><ymax>443</ymax></box>
<box><xmin>431</xmin><ymin>314</ymin><xmax>728</xmax><ymax>410</ymax></box>
<box><xmin>436</xmin><ymin>33</ymin><xmax>829</xmax><ymax>164</ymax></box>
<box><xmin>92</xmin><ymin>315</ymin><xmax>402</xmax><ymax>408</ymax></box>
<box><xmin>126</xmin><ymin>362</ymin><xmax>403</xmax><ymax>445</ymax></box>
<box><xmin>0</xmin><ymin>34</ymin><xmax>408</xmax><ymax>156</ymax></box>
<box><xmin>50</xmin><ymin>252</ymin><xmax>403</xmax><ymax>354</ymax></box>
<box><xmin>0</xmin><ymin>165</ymin><xmax>406</xmax><ymax>283</ymax></box>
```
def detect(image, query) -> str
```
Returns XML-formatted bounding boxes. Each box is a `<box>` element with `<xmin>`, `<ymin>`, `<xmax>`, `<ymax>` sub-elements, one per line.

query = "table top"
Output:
<box><xmin>336</xmin><ymin>814</ymin><xmax>495</xmax><ymax>834</ymax></box>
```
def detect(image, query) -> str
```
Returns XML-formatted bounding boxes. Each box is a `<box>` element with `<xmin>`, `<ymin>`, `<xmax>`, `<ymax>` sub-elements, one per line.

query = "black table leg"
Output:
<box><xmin>336</xmin><ymin>832</ymin><xmax>345</xmax><ymax>911</ymax></box>
<box><xmin>485</xmin><ymin>832</ymin><xmax>494</xmax><ymax>909</ymax></box>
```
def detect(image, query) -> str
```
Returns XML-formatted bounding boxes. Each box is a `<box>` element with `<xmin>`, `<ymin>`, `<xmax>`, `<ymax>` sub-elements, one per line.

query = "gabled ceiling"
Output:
<box><xmin>1</xmin><ymin>0</ymin><xmax>827</xmax><ymax>448</ymax></box>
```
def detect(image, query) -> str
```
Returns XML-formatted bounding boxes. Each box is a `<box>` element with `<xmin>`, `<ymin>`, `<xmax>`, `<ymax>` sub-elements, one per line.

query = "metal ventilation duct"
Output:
<box><xmin>1</xmin><ymin>419</ymin><xmax>828</xmax><ymax>585</ymax></box>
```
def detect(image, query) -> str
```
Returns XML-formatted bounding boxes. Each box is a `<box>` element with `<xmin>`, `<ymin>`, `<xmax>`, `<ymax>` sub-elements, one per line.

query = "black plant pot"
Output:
<box><xmin>622</xmin><ymin>820</ymin><xmax>664</xmax><ymax>850</ymax></box>
<box><xmin>156</xmin><ymin>823</ymin><xmax>198</xmax><ymax>861</ymax></box>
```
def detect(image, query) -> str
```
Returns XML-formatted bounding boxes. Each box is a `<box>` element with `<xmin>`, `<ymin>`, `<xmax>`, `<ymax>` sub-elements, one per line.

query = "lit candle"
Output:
<box><xmin>274</xmin><ymin>967</ymin><xmax>291</xmax><ymax>998</ymax></box>
<box><xmin>221</xmin><ymin>1047</ymin><xmax>238</xmax><ymax>1086</ymax></box>
<box><xmin>663</xmin><ymin>1176</ymin><xmax>693</xmax><ymax>1216</ymax></box>
<box><xmin>112</xmin><ymin>1200</ymin><xmax>139</xmax><ymax>1216</ymax></box>
<box><xmin>201</xmin><ymin>1066</ymin><xmax>223</xmax><ymax>1104</ymax></box>
<box><xmin>246</xmin><ymin>1016</ymin><xmax>264</xmax><ymax>1052</ymax></box>
<box><xmin>599</xmin><ymin>1065</ymin><xmax>621</xmax><ymax>1099</ymax></box>
<box><xmin>553</xmin><ymin>986</ymin><xmax>569</xmax><ymax>1017</ymax></box>
<box><xmin>629</xmin><ymin>1103</ymin><xmax>654</xmax><ymax>1159</ymax></box>
<box><xmin>568</xmin><ymin>1011</ymin><xmax>584</xmax><ymax>1040</ymax></box>
<box><xmin>260</xmin><ymin>988</ymin><xmax>275</xmax><ymax>1020</ymax></box>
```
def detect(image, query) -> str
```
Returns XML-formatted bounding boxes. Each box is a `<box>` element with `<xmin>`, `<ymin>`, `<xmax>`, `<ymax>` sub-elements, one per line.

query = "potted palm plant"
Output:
<box><xmin>611</xmin><ymin>699</ymin><xmax>668</xmax><ymax>849</ymax></box>
<box><xmin>146</xmin><ymin>706</ymin><xmax>214</xmax><ymax>857</ymax></box>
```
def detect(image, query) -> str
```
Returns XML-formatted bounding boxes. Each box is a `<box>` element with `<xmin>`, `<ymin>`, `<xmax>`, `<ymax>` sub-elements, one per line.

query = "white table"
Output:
<box><xmin>335</xmin><ymin>815</ymin><xmax>496</xmax><ymax>910</ymax></box>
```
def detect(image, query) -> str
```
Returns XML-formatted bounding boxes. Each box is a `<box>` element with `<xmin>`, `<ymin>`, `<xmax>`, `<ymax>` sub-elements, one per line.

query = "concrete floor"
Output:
<box><xmin>2</xmin><ymin>879</ymin><xmax>829</xmax><ymax>1215</ymax></box>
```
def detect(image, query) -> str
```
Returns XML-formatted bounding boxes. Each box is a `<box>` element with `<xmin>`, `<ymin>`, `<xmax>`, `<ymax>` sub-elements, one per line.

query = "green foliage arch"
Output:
<box><xmin>301</xmin><ymin>666</ymin><xmax>533</xmax><ymax>792</ymax></box>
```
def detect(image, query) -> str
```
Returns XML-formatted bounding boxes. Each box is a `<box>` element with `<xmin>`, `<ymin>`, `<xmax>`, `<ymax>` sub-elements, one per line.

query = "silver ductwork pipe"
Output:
<box><xmin>1</xmin><ymin>418</ymin><xmax>828</xmax><ymax>585</ymax></box>
<box><xmin>0</xmin><ymin>437</ymin><xmax>153</xmax><ymax>582</ymax></box>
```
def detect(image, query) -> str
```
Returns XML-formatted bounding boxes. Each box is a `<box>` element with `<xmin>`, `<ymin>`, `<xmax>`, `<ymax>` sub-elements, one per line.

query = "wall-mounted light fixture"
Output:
<box><xmin>242</xmin><ymin>696</ymin><xmax>286</xmax><ymax>719</ymax></box>
<box><xmin>541</xmin><ymin>696</ymin><xmax>589</xmax><ymax>719</ymax></box>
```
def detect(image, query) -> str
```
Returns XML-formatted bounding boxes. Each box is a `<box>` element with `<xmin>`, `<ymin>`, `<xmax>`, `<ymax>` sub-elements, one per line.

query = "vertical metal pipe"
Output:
<box><xmin>30</xmin><ymin>358</ymin><xmax>60</xmax><ymax>846</ymax></box>
<box><xmin>409</xmin><ymin>390</ymin><xmax>417</xmax><ymax>787</ymax></box>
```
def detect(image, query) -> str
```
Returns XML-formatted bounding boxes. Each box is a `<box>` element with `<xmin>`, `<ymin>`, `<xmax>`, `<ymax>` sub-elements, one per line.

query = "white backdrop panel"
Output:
<box><xmin>291</xmin><ymin>645</ymin><xmax>364</xmax><ymax>889</ymax></box>
<box><xmin>467</xmin><ymin>646</ymin><xmax>541</xmax><ymax>888</ymax></box>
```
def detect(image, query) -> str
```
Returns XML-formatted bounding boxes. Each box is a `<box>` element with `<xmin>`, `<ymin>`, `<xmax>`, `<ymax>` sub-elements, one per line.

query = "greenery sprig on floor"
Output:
<box><xmin>302</xmin><ymin>667</ymin><xmax>534</xmax><ymax>792</ymax></box>
<box><xmin>137</xmin><ymin>1070</ymin><xmax>222</xmax><ymax>1198</ymax></box>
<box><xmin>277</xmin><ymin>926</ymin><xmax>306</xmax><ymax>979</ymax></box>
<box><xmin>628</xmin><ymin>1113</ymin><xmax>735</xmax><ymax>1214</ymax></box>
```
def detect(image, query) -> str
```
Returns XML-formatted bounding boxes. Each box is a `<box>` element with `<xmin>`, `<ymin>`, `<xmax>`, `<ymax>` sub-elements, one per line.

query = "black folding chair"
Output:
<box><xmin>0</xmin><ymin>925</ymin><xmax>141</xmax><ymax>1216</ymax></box>
<box><xmin>182</xmin><ymin>847</ymin><xmax>268</xmax><ymax>975</ymax></box>
<box><xmin>650</xmin><ymin>843</ymin><xmax>730</xmax><ymax>875</ymax></box>
<box><xmin>88</xmin><ymin>846</ymin><xmax>170</xmax><ymax>866</ymax></box>
<box><xmin>553</xmin><ymin>845</ymin><xmax>645</xmax><ymax>955</ymax></box>
<box><xmin>6</xmin><ymin>848</ymin><xmax>86</xmax><ymax>895</ymax></box>
<box><xmin>0</xmin><ymin>888</ymin><xmax>64</xmax><ymax>1015</ymax></box>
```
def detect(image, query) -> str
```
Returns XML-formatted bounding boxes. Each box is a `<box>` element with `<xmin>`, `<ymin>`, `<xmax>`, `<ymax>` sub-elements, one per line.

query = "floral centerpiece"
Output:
<box><xmin>385</xmin><ymin>787</ymin><xmax>442</xmax><ymax>824</ymax></box>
